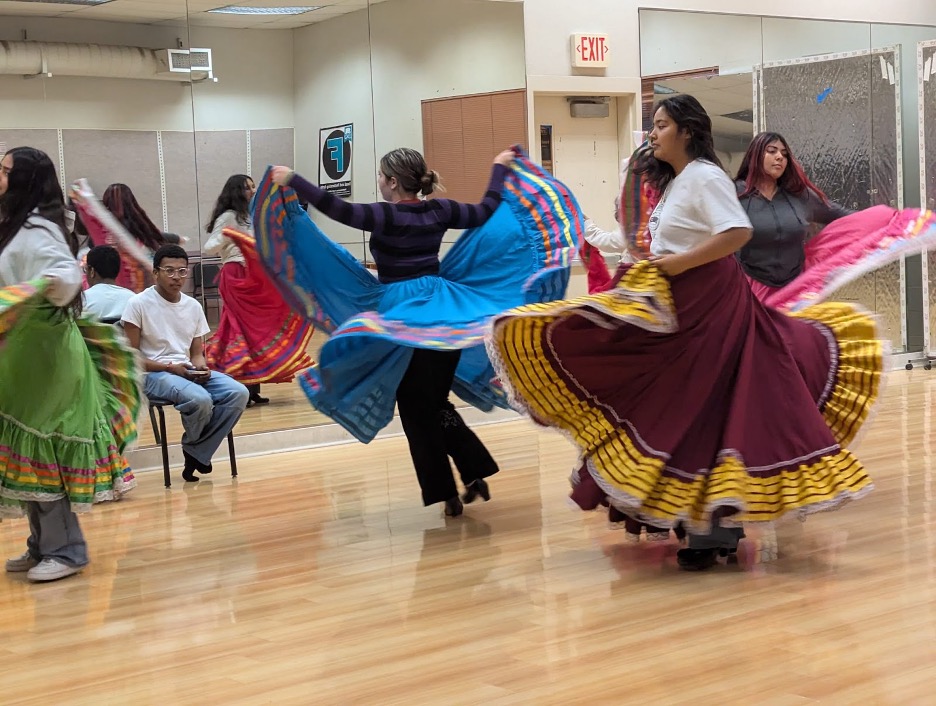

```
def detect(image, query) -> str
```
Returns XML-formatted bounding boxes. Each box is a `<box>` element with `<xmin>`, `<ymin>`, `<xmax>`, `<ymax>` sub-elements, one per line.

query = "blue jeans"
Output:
<box><xmin>144</xmin><ymin>371</ymin><xmax>249</xmax><ymax>467</ymax></box>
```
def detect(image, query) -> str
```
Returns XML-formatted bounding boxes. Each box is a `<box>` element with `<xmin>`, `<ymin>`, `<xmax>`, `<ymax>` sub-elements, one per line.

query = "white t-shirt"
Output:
<box><xmin>121</xmin><ymin>286</ymin><xmax>211</xmax><ymax>365</ymax></box>
<box><xmin>0</xmin><ymin>213</ymin><xmax>82</xmax><ymax>306</ymax></box>
<box><xmin>83</xmin><ymin>283</ymin><xmax>135</xmax><ymax>322</ymax></box>
<box><xmin>648</xmin><ymin>160</ymin><xmax>752</xmax><ymax>257</ymax></box>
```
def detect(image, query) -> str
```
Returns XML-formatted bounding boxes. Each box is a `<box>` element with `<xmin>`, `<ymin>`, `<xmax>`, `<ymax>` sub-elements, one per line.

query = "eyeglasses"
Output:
<box><xmin>156</xmin><ymin>266</ymin><xmax>189</xmax><ymax>278</ymax></box>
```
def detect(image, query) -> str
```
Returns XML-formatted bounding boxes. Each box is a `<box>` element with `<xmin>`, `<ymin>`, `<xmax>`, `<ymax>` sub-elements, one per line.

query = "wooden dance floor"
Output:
<box><xmin>2</xmin><ymin>370</ymin><xmax>935</xmax><ymax>704</ymax></box>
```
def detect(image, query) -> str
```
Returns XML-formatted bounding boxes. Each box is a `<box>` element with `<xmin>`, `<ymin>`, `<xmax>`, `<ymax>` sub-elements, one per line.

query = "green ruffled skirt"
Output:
<box><xmin>0</xmin><ymin>280</ymin><xmax>141</xmax><ymax>517</ymax></box>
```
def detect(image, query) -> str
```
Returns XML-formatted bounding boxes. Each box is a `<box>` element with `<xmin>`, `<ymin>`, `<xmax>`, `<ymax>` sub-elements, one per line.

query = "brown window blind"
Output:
<box><xmin>421</xmin><ymin>89</ymin><xmax>527</xmax><ymax>203</ymax></box>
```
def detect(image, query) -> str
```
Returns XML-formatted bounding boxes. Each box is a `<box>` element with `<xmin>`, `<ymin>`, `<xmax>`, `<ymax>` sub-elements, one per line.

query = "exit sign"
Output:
<box><xmin>571</xmin><ymin>33</ymin><xmax>609</xmax><ymax>68</ymax></box>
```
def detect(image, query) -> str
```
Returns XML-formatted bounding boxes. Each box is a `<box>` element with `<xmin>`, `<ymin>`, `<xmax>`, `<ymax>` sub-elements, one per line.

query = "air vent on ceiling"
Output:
<box><xmin>155</xmin><ymin>48</ymin><xmax>214</xmax><ymax>80</ymax></box>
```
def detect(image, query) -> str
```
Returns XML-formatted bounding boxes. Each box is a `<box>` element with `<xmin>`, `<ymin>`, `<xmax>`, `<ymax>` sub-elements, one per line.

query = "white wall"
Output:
<box><xmin>640</xmin><ymin>13</ymin><xmax>762</xmax><ymax>76</ymax></box>
<box><xmin>0</xmin><ymin>17</ymin><xmax>294</xmax><ymax>132</ymax></box>
<box><xmin>292</xmin><ymin>0</ymin><xmax>526</xmax><ymax>257</ymax></box>
<box><xmin>292</xmin><ymin>10</ymin><xmax>377</xmax><ymax>255</ymax></box>
<box><xmin>190</xmin><ymin>26</ymin><xmax>294</xmax><ymax>132</ymax></box>
<box><xmin>368</xmin><ymin>0</ymin><xmax>526</xmax><ymax>158</ymax></box>
<box><xmin>639</xmin><ymin>11</ymin><xmax>934</xmax><ymax>76</ymax></box>
<box><xmin>534</xmin><ymin>95</ymin><xmax>622</xmax><ymax>233</ymax></box>
<box><xmin>523</xmin><ymin>0</ymin><xmax>936</xmax><ymax>82</ymax></box>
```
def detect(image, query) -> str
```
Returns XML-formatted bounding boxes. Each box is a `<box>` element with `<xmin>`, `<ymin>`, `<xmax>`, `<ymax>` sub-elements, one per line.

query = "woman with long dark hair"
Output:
<box><xmin>616</xmin><ymin>129</ymin><xmax>936</xmax><ymax>313</ymax></box>
<box><xmin>487</xmin><ymin>95</ymin><xmax>885</xmax><ymax>570</ymax></box>
<box><xmin>0</xmin><ymin>147</ymin><xmax>140</xmax><ymax>582</ymax></box>
<box><xmin>94</xmin><ymin>183</ymin><xmax>167</xmax><ymax>292</ymax></box>
<box><xmin>734</xmin><ymin>132</ymin><xmax>851</xmax><ymax>300</ymax></box>
<box><xmin>202</xmin><ymin>174</ymin><xmax>314</xmax><ymax>406</ymax></box>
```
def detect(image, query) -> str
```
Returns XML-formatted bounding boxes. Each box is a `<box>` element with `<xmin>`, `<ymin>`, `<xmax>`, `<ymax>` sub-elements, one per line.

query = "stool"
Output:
<box><xmin>147</xmin><ymin>400</ymin><xmax>238</xmax><ymax>489</ymax></box>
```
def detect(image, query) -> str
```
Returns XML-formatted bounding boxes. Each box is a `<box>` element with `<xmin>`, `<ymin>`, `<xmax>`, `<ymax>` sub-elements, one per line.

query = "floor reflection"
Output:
<box><xmin>2</xmin><ymin>371</ymin><xmax>936</xmax><ymax>703</ymax></box>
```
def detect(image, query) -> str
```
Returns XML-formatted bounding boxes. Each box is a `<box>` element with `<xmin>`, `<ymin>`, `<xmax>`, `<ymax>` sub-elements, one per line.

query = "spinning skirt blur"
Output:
<box><xmin>251</xmin><ymin>151</ymin><xmax>583</xmax><ymax>443</ymax></box>
<box><xmin>487</xmin><ymin>258</ymin><xmax>883</xmax><ymax>531</ymax></box>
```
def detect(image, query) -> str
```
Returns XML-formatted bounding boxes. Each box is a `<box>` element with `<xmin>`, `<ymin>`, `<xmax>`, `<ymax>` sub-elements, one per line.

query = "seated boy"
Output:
<box><xmin>122</xmin><ymin>244</ymin><xmax>249</xmax><ymax>482</ymax></box>
<box><xmin>82</xmin><ymin>245</ymin><xmax>135</xmax><ymax>322</ymax></box>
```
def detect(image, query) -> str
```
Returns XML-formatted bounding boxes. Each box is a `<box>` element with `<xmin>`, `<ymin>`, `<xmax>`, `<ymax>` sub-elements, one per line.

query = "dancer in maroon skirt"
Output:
<box><xmin>488</xmin><ymin>95</ymin><xmax>883</xmax><ymax>571</ymax></box>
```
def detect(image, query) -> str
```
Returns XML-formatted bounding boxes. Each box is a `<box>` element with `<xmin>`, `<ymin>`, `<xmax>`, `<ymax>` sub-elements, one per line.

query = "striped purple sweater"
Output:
<box><xmin>288</xmin><ymin>164</ymin><xmax>508</xmax><ymax>283</ymax></box>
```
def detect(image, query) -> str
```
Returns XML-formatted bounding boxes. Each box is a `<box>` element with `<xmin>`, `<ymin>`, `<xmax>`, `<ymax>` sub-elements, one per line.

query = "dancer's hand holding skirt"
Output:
<box><xmin>486</xmin><ymin>257</ymin><xmax>883</xmax><ymax>531</ymax></box>
<box><xmin>251</xmin><ymin>150</ymin><xmax>583</xmax><ymax>443</ymax></box>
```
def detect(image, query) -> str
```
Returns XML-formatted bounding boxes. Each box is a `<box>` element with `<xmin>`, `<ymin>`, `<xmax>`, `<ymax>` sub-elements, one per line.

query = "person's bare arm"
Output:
<box><xmin>652</xmin><ymin>171</ymin><xmax>753</xmax><ymax>276</ymax></box>
<box><xmin>651</xmin><ymin>227</ymin><xmax>752</xmax><ymax>277</ymax></box>
<box><xmin>189</xmin><ymin>337</ymin><xmax>208</xmax><ymax>370</ymax></box>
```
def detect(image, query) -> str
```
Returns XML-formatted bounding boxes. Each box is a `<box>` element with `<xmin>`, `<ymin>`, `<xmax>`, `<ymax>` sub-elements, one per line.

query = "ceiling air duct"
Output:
<box><xmin>0</xmin><ymin>40</ymin><xmax>215</xmax><ymax>82</ymax></box>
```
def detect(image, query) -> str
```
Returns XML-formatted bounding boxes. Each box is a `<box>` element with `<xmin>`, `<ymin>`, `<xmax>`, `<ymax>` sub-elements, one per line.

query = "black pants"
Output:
<box><xmin>396</xmin><ymin>348</ymin><xmax>499</xmax><ymax>506</ymax></box>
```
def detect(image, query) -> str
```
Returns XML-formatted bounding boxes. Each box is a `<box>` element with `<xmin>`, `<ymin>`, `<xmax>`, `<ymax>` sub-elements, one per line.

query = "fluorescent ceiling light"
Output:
<box><xmin>14</xmin><ymin>0</ymin><xmax>113</xmax><ymax>5</ymax></box>
<box><xmin>208</xmin><ymin>5</ymin><xmax>321</xmax><ymax>15</ymax></box>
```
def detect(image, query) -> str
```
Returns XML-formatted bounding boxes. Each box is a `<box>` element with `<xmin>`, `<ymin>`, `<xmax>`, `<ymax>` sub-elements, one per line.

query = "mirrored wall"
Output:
<box><xmin>0</xmin><ymin>0</ymin><xmax>528</xmax><ymax>451</ymax></box>
<box><xmin>639</xmin><ymin>10</ymin><xmax>936</xmax><ymax>361</ymax></box>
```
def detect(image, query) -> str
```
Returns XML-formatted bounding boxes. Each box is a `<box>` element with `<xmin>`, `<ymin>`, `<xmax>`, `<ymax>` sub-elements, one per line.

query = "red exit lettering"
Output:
<box><xmin>573</xmin><ymin>34</ymin><xmax>609</xmax><ymax>67</ymax></box>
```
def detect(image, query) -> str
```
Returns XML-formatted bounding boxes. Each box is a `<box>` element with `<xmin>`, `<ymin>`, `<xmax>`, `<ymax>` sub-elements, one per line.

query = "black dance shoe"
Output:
<box><xmin>444</xmin><ymin>497</ymin><xmax>464</xmax><ymax>517</ymax></box>
<box><xmin>676</xmin><ymin>548</ymin><xmax>719</xmax><ymax>571</ymax></box>
<box><xmin>462</xmin><ymin>479</ymin><xmax>491</xmax><ymax>504</ymax></box>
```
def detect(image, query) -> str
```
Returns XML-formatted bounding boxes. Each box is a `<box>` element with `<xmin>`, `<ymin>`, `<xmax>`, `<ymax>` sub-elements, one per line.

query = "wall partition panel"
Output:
<box><xmin>61</xmin><ymin>129</ymin><xmax>166</xmax><ymax>231</ymax></box>
<box><xmin>919</xmin><ymin>41</ymin><xmax>936</xmax><ymax>358</ymax></box>
<box><xmin>0</xmin><ymin>129</ymin><xmax>61</xmax><ymax>181</ymax></box>
<box><xmin>160</xmin><ymin>130</ymin><xmax>201</xmax><ymax>247</ymax></box>
<box><xmin>756</xmin><ymin>48</ymin><xmax>905</xmax><ymax>351</ymax></box>
<box><xmin>249</xmin><ymin>128</ymin><xmax>294</xmax><ymax>182</ymax></box>
<box><xmin>193</xmin><ymin>130</ymin><xmax>249</xmax><ymax>251</ymax></box>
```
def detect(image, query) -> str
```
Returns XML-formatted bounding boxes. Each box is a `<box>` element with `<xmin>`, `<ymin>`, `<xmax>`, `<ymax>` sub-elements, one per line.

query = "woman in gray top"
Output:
<box><xmin>735</xmin><ymin>132</ymin><xmax>851</xmax><ymax>300</ymax></box>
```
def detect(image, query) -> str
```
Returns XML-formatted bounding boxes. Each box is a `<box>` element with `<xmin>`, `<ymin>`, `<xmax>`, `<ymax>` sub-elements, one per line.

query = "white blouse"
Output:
<box><xmin>0</xmin><ymin>213</ymin><xmax>81</xmax><ymax>306</ymax></box>
<box><xmin>202</xmin><ymin>210</ymin><xmax>250</xmax><ymax>266</ymax></box>
<box><xmin>583</xmin><ymin>219</ymin><xmax>633</xmax><ymax>263</ymax></box>
<box><xmin>648</xmin><ymin>160</ymin><xmax>752</xmax><ymax>257</ymax></box>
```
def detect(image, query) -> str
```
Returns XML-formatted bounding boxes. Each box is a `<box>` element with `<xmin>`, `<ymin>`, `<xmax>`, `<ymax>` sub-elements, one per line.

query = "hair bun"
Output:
<box><xmin>419</xmin><ymin>170</ymin><xmax>440</xmax><ymax>196</ymax></box>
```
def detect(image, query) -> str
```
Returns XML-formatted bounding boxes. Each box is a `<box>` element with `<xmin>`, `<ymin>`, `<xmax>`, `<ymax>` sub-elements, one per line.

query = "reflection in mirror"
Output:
<box><xmin>1</xmin><ymin>0</ymin><xmax>531</xmax><ymax>452</ymax></box>
<box><xmin>639</xmin><ymin>11</ymin><xmax>936</xmax><ymax>362</ymax></box>
<box><xmin>868</xmin><ymin>23</ymin><xmax>936</xmax><ymax>357</ymax></box>
<box><xmin>179</xmin><ymin>0</ymin><xmax>377</xmax><ymax>440</ymax></box>
<box><xmin>174</xmin><ymin>0</ymin><xmax>529</xmax><ymax>442</ymax></box>
<box><xmin>639</xmin><ymin>10</ymin><xmax>762</xmax><ymax>177</ymax></box>
<box><xmin>0</xmin><ymin>0</ymin><xmax>197</xmax><ymax>450</ymax></box>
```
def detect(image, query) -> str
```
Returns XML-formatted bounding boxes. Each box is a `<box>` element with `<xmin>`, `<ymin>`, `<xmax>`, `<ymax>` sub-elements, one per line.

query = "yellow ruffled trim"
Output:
<box><xmin>789</xmin><ymin>302</ymin><xmax>885</xmax><ymax>447</ymax></box>
<box><xmin>491</xmin><ymin>260</ymin><xmax>675</xmax><ymax>336</ymax></box>
<box><xmin>488</xmin><ymin>264</ymin><xmax>880</xmax><ymax>529</ymax></box>
<box><xmin>585</xmin><ymin>444</ymin><xmax>872</xmax><ymax>529</ymax></box>
<box><xmin>487</xmin><ymin>261</ymin><xmax>675</xmax><ymax>423</ymax></box>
